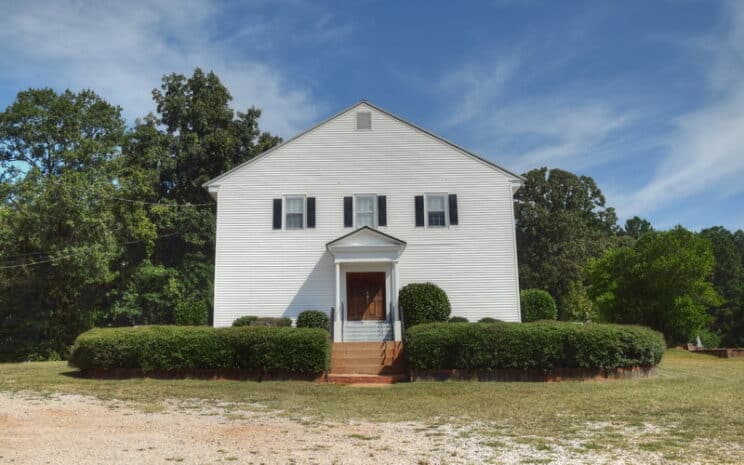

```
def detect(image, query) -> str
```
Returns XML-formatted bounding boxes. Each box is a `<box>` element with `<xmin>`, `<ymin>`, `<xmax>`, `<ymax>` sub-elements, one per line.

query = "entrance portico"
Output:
<box><xmin>326</xmin><ymin>227</ymin><xmax>406</xmax><ymax>342</ymax></box>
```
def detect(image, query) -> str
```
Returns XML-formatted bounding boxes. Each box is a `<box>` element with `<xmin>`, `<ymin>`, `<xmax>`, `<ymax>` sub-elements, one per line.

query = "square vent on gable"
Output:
<box><xmin>356</xmin><ymin>111</ymin><xmax>372</xmax><ymax>130</ymax></box>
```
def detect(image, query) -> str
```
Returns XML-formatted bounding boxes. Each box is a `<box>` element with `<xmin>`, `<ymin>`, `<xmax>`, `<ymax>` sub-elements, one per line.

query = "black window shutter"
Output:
<box><xmin>306</xmin><ymin>197</ymin><xmax>316</xmax><ymax>228</ymax></box>
<box><xmin>272</xmin><ymin>198</ymin><xmax>282</xmax><ymax>229</ymax></box>
<box><xmin>448</xmin><ymin>194</ymin><xmax>458</xmax><ymax>225</ymax></box>
<box><xmin>415</xmin><ymin>195</ymin><xmax>424</xmax><ymax>227</ymax></box>
<box><xmin>343</xmin><ymin>196</ymin><xmax>353</xmax><ymax>227</ymax></box>
<box><xmin>377</xmin><ymin>195</ymin><xmax>387</xmax><ymax>227</ymax></box>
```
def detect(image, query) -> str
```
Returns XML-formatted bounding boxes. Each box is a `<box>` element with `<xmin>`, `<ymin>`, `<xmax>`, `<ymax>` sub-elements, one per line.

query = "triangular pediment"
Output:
<box><xmin>326</xmin><ymin>227</ymin><xmax>406</xmax><ymax>249</ymax></box>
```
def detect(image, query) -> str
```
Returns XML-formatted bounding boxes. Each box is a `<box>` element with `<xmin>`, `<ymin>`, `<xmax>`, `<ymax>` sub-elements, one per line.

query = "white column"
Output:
<box><xmin>334</xmin><ymin>262</ymin><xmax>342</xmax><ymax>341</ymax></box>
<box><xmin>392</xmin><ymin>260</ymin><xmax>402</xmax><ymax>341</ymax></box>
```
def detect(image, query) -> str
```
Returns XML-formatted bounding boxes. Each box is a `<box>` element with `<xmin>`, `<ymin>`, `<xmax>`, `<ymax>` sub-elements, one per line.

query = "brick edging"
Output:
<box><xmin>78</xmin><ymin>368</ymin><xmax>325</xmax><ymax>382</ymax></box>
<box><xmin>409</xmin><ymin>366</ymin><xmax>657</xmax><ymax>382</ymax></box>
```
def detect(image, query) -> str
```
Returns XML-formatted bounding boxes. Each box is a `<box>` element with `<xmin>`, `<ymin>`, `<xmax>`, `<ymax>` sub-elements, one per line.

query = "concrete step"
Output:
<box><xmin>342</xmin><ymin>321</ymin><xmax>394</xmax><ymax>342</ymax></box>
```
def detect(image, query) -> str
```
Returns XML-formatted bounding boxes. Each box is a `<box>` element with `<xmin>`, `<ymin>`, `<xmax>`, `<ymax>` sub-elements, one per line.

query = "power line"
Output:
<box><xmin>0</xmin><ymin>231</ymin><xmax>201</xmax><ymax>270</ymax></box>
<box><xmin>101</xmin><ymin>195</ymin><xmax>215</xmax><ymax>207</ymax></box>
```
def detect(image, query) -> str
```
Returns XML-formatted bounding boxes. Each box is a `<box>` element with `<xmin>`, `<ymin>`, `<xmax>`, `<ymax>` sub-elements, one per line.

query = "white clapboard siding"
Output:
<box><xmin>210</xmin><ymin>103</ymin><xmax>522</xmax><ymax>326</ymax></box>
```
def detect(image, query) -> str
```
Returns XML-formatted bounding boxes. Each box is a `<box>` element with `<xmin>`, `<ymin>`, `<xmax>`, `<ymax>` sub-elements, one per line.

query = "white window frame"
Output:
<box><xmin>354</xmin><ymin>194</ymin><xmax>378</xmax><ymax>228</ymax></box>
<box><xmin>283</xmin><ymin>195</ymin><xmax>306</xmax><ymax>230</ymax></box>
<box><xmin>424</xmin><ymin>193</ymin><xmax>448</xmax><ymax>228</ymax></box>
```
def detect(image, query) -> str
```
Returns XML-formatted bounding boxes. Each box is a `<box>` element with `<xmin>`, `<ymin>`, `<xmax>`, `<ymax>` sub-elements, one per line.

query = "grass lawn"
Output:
<box><xmin>1</xmin><ymin>349</ymin><xmax>743</xmax><ymax>462</ymax></box>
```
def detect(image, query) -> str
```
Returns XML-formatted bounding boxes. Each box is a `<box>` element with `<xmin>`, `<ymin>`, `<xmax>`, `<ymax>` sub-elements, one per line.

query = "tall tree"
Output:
<box><xmin>107</xmin><ymin>68</ymin><xmax>281</xmax><ymax>326</ymax></box>
<box><xmin>699</xmin><ymin>226</ymin><xmax>744</xmax><ymax>346</ymax></box>
<box><xmin>0</xmin><ymin>89</ymin><xmax>131</xmax><ymax>360</ymax></box>
<box><xmin>514</xmin><ymin>168</ymin><xmax>621</xmax><ymax>317</ymax></box>
<box><xmin>623</xmin><ymin>216</ymin><xmax>654</xmax><ymax>239</ymax></box>
<box><xmin>587</xmin><ymin>226</ymin><xmax>722</xmax><ymax>344</ymax></box>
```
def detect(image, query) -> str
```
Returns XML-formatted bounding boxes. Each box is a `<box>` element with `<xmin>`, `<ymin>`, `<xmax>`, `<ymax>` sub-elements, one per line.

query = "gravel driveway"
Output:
<box><xmin>0</xmin><ymin>391</ymin><xmax>732</xmax><ymax>465</ymax></box>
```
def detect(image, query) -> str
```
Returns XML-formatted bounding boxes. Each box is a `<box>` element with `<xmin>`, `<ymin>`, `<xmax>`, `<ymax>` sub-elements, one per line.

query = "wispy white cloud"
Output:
<box><xmin>0</xmin><ymin>0</ymin><xmax>346</xmax><ymax>136</ymax></box>
<box><xmin>436</xmin><ymin>56</ymin><xmax>636</xmax><ymax>172</ymax></box>
<box><xmin>615</xmin><ymin>0</ymin><xmax>744</xmax><ymax>217</ymax></box>
<box><xmin>438</xmin><ymin>57</ymin><xmax>520</xmax><ymax>127</ymax></box>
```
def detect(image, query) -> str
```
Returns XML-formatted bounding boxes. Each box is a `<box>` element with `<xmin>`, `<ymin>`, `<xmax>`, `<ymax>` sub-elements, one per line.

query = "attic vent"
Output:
<box><xmin>356</xmin><ymin>111</ymin><xmax>372</xmax><ymax>130</ymax></box>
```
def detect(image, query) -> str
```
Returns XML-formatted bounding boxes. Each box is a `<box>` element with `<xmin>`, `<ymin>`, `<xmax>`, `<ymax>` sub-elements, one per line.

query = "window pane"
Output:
<box><xmin>286</xmin><ymin>198</ymin><xmax>304</xmax><ymax>214</ymax></box>
<box><xmin>357</xmin><ymin>196</ymin><xmax>374</xmax><ymax>213</ymax></box>
<box><xmin>427</xmin><ymin>195</ymin><xmax>445</xmax><ymax>212</ymax></box>
<box><xmin>355</xmin><ymin>195</ymin><xmax>376</xmax><ymax>227</ymax></box>
<box><xmin>286</xmin><ymin>213</ymin><xmax>303</xmax><ymax>229</ymax></box>
<box><xmin>357</xmin><ymin>212</ymin><xmax>375</xmax><ymax>227</ymax></box>
<box><xmin>428</xmin><ymin>211</ymin><xmax>446</xmax><ymax>227</ymax></box>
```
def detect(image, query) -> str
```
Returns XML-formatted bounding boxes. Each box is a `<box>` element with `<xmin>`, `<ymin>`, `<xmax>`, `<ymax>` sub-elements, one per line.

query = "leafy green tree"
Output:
<box><xmin>623</xmin><ymin>216</ymin><xmax>654</xmax><ymax>239</ymax></box>
<box><xmin>108</xmin><ymin>68</ymin><xmax>281</xmax><ymax>325</ymax></box>
<box><xmin>587</xmin><ymin>226</ymin><xmax>722</xmax><ymax>344</ymax></box>
<box><xmin>515</xmin><ymin>168</ymin><xmax>621</xmax><ymax>317</ymax></box>
<box><xmin>699</xmin><ymin>226</ymin><xmax>744</xmax><ymax>346</ymax></box>
<box><xmin>0</xmin><ymin>88</ymin><xmax>130</xmax><ymax>360</ymax></box>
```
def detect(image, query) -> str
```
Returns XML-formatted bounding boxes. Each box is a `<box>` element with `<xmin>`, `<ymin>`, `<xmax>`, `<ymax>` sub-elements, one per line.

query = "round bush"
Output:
<box><xmin>399</xmin><ymin>282</ymin><xmax>451</xmax><ymax>328</ymax></box>
<box><xmin>449</xmin><ymin>316</ymin><xmax>469</xmax><ymax>323</ymax></box>
<box><xmin>520</xmin><ymin>289</ymin><xmax>558</xmax><ymax>322</ymax></box>
<box><xmin>478</xmin><ymin>317</ymin><xmax>500</xmax><ymax>323</ymax></box>
<box><xmin>296</xmin><ymin>310</ymin><xmax>330</xmax><ymax>330</ymax></box>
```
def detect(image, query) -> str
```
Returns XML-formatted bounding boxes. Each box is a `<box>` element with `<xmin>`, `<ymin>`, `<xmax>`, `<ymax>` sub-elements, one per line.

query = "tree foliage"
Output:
<box><xmin>623</xmin><ymin>216</ymin><xmax>654</xmax><ymax>239</ymax></box>
<box><xmin>587</xmin><ymin>226</ymin><xmax>722</xmax><ymax>344</ymax></box>
<box><xmin>699</xmin><ymin>226</ymin><xmax>744</xmax><ymax>346</ymax></box>
<box><xmin>0</xmin><ymin>88</ymin><xmax>128</xmax><ymax>360</ymax></box>
<box><xmin>514</xmin><ymin>168</ymin><xmax>622</xmax><ymax>317</ymax></box>
<box><xmin>0</xmin><ymin>69</ymin><xmax>280</xmax><ymax>361</ymax></box>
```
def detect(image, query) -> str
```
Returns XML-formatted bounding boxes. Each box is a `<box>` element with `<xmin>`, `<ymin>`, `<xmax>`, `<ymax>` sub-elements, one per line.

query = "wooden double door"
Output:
<box><xmin>346</xmin><ymin>272</ymin><xmax>386</xmax><ymax>321</ymax></box>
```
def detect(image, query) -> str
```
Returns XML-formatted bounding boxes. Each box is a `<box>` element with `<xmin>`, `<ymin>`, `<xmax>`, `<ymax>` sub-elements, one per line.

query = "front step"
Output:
<box><xmin>342</xmin><ymin>321</ymin><xmax>393</xmax><ymax>342</ymax></box>
<box><xmin>330</xmin><ymin>341</ymin><xmax>406</xmax><ymax>376</ymax></box>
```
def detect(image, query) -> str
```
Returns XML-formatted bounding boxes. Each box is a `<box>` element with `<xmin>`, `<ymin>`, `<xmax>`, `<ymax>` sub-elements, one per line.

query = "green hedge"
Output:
<box><xmin>69</xmin><ymin>326</ymin><xmax>329</xmax><ymax>373</ymax></box>
<box><xmin>406</xmin><ymin>321</ymin><xmax>665</xmax><ymax>371</ymax></box>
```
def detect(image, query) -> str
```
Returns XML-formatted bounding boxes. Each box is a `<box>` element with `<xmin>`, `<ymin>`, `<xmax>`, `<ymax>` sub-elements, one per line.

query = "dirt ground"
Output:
<box><xmin>0</xmin><ymin>391</ymin><xmax>729</xmax><ymax>465</ymax></box>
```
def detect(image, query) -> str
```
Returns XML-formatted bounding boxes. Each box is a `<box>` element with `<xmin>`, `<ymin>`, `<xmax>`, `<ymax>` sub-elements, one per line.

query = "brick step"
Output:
<box><xmin>325</xmin><ymin>373</ymin><xmax>408</xmax><ymax>385</ymax></box>
<box><xmin>331</xmin><ymin>361</ymin><xmax>406</xmax><ymax>370</ymax></box>
<box><xmin>331</xmin><ymin>349</ymin><xmax>404</xmax><ymax>359</ymax></box>
<box><xmin>332</xmin><ymin>342</ymin><xmax>403</xmax><ymax>350</ymax></box>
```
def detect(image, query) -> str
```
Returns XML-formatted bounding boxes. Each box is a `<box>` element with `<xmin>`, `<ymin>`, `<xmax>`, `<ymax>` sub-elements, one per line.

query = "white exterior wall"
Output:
<box><xmin>211</xmin><ymin>104</ymin><xmax>521</xmax><ymax>327</ymax></box>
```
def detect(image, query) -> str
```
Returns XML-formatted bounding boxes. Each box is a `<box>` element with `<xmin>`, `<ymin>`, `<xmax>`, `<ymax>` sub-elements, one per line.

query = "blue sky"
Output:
<box><xmin>1</xmin><ymin>0</ymin><xmax>743</xmax><ymax>230</ymax></box>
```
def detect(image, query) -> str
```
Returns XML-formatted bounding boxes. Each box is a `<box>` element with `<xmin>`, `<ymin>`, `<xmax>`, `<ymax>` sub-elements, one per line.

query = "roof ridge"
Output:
<box><xmin>203</xmin><ymin>100</ymin><xmax>524</xmax><ymax>188</ymax></box>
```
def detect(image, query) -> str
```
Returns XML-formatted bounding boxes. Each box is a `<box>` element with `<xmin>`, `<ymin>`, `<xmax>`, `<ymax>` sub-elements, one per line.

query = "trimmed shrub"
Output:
<box><xmin>232</xmin><ymin>316</ymin><xmax>291</xmax><ymax>327</ymax></box>
<box><xmin>69</xmin><ymin>326</ymin><xmax>329</xmax><ymax>373</ymax></box>
<box><xmin>399</xmin><ymin>282</ymin><xmax>451</xmax><ymax>327</ymax></box>
<box><xmin>520</xmin><ymin>289</ymin><xmax>558</xmax><ymax>322</ymax></box>
<box><xmin>449</xmin><ymin>316</ymin><xmax>469</xmax><ymax>323</ymax></box>
<box><xmin>296</xmin><ymin>310</ymin><xmax>330</xmax><ymax>330</ymax></box>
<box><xmin>251</xmin><ymin>317</ymin><xmax>292</xmax><ymax>327</ymax></box>
<box><xmin>478</xmin><ymin>317</ymin><xmax>500</xmax><ymax>323</ymax></box>
<box><xmin>233</xmin><ymin>316</ymin><xmax>258</xmax><ymax>327</ymax></box>
<box><xmin>406</xmin><ymin>321</ymin><xmax>665</xmax><ymax>371</ymax></box>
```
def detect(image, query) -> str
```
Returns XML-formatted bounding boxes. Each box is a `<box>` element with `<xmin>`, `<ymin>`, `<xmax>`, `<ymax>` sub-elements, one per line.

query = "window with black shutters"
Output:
<box><xmin>426</xmin><ymin>194</ymin><xmax>447</xmax><ymax>227</ymax></box>
<box><xmin>284</xmin><ymin>196</ymin><xmax>305</xmax><ymax>230</ymax></box>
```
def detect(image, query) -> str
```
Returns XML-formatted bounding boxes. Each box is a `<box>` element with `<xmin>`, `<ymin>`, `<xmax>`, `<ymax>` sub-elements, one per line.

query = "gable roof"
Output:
<box><xmin>203</xmin><ymin>100</ymin><xmax>525</xmax><ymax>189</ymax></box>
